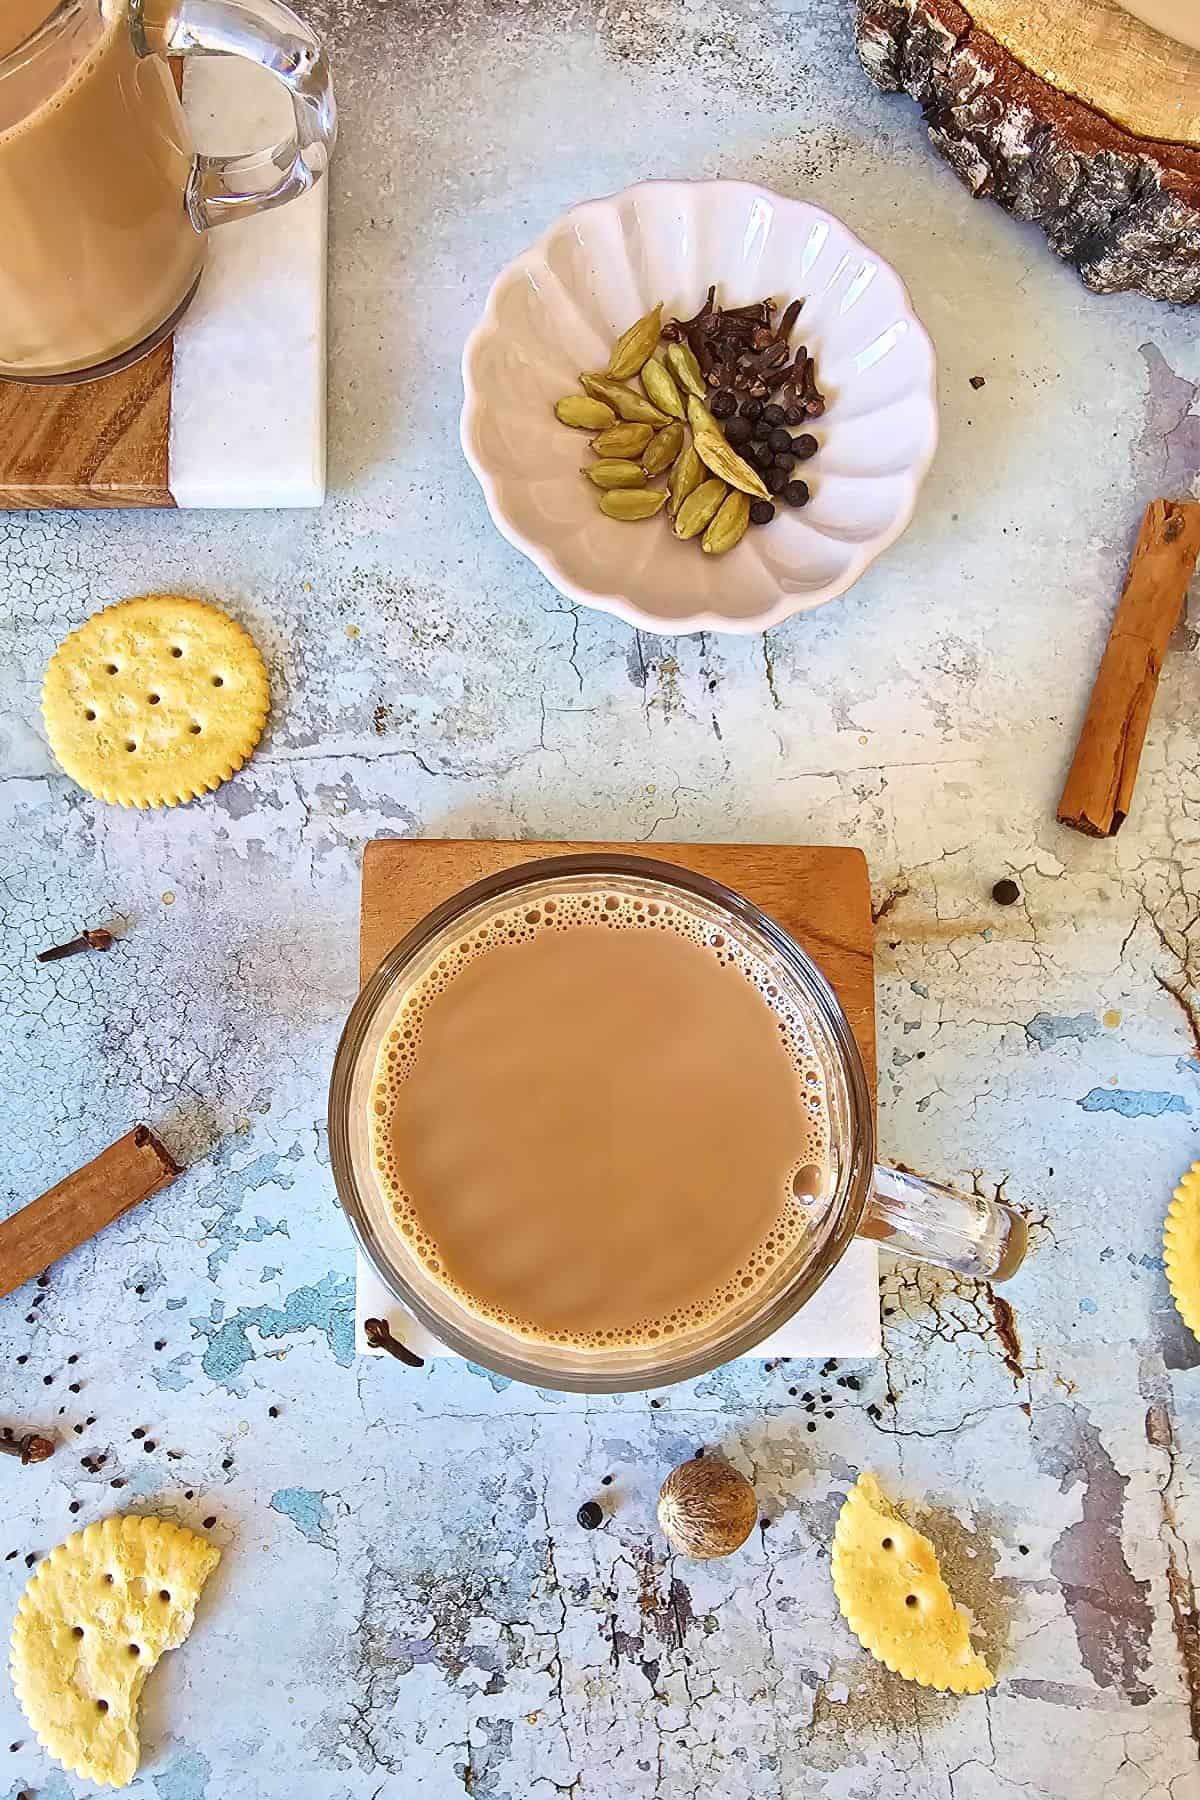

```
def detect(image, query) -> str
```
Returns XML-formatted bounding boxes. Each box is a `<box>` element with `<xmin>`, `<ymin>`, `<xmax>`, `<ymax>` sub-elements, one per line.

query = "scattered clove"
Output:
<box><xmin>363</xmin><ymin>1316</ymin><xmax>425</xmax><ymax>1368</ymax></box>
<box><xmin>0</xmin><ymin>1428</ymin><xmax>54</xmax><ymax>1466</ymax></box>
<box><xmin>36</xmin><ymin>927</ymin><xmax>115</xmax><ymax>965</ymax></box>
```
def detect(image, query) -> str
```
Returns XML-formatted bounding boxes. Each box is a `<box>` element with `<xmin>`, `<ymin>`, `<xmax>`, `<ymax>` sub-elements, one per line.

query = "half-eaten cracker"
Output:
<box><xmin>9</xmin><ymin>1514</ymin><xmax>220</xmax><ymax>1788</ymax></box>
<box><xmin>1164</xmin><ymin>1160</ymin><xmax>1200</xmax><ymax>1341</ymax></box>
<box><xmin>831</xmin><ymin>1472</ymin><xmax>993</xmax><ymax>1693</ymax></box>
<box><xmin>42</xmin><ymin>593</ymin><xmax>270</xmax><ymax>808</ymax></box>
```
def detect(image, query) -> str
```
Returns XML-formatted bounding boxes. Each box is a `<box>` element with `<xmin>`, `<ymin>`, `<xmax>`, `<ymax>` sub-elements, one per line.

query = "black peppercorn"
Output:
<box><xmin>749</xmin><ymin>500</ymin><xmax>776</xmax><ymax>525</ymax></box>
<box><xmin>764</xmin><ymin>467</ymin><xmax>788</xmax><ymax>496</ymax></box>
<box><xmin>772</xmin><ymin>451</ymin><xmax>795</xmax><ymax>471</ymax></box>
<box><xmin>725</xmin><ymin>415</ymin><xmax>753</xmax><ymax>447</ymax></box>
<box><xmin>749</xmin><ymin>441</ymin><xmax>775</xmax><ymax>470</ymax></box>
<box><xmin>767</xmin><ymin>427</ymin><xmax>792</xmax><ymax>453</ymax></box>
<box><xmin>761</xmin><ymin>404</ymin><xmax>785</xmax><ymax>427</ymax></box>
<box><xmin>751</xmin><ymin>419</ymin><xmax>772</xmax><ymax>442</ymax></box>
<box><xmin>782</xmin><ymin>480</ymin><xmax>810</xmax><ymax>507</ymax></box>
<box><xmin>783</xmin><ymin>405</ymin><xmax>805</xmax><ymax>426</ymax></box>
<box><xmin>576</xmin><ymin>1500</ymin><xmax>603</xmax><ymax>1530</ymax></box>
<box><xmin>740</xmin><ymin>396</ymin><xmax>763</xmax><ymax>421</ymax></box>
<box><xmin>992</xmin><ymin>878</ymin><xmax>1020</xmax><ymax>906</ymax></box>
<box><xmin>710</xmin><ymin>389</ymin><xmax>737</xmax><ymax>420</ymax></box>
<box><xmin>792</xmin><ymin>433</ymin><xmax>818</xmax><ymax>460</ymax></box>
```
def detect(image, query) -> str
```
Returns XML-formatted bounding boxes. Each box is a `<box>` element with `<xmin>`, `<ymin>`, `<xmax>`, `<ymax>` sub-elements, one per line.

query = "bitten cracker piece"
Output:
<box><xmin>42</xmin><ymin>594</ymin><xmax>269</xmax><ymax>808</ymax></box>
<box><xmin>831</xmin><ymin>1472</ymin><xmax>993</xmax><ymax>1693</ymax></box>
<box><xmin>9</xmin><ymin>1515</ymin><xmax>220</xmax><ymax>1787</ymax></box>
<box><xmin>1165</xmin><ymin>1161</ymin><xmax>1200</xmax><ymax>1341</ymax></box>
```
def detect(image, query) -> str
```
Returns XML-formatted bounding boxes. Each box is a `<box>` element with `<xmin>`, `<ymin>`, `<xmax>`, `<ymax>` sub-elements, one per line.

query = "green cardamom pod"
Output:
<box><xmin>673</xmin><ymin>478</ymin><xmax>727</xmax><ymax>541</ymax></box>
<box><xmin>701</xmin><ymin>489</ymin><xmax>751</xmax><ymax>555</ymax></box>
<box><xmin>581</xmin><ymin>374</ymin><xmax>670</xmax><ymax>426</ymax></box>
<box><xmin>584</xmin><ymin>460</ymin><xmax>649</xmax><ymax>489</ymax></box>
<box><xmin>641</xmin><ymin>421</ymin><xmax>685</xmax><ymax>477</ymax></box>
<box><xmin>686</xmin><ymin>394</ymin><xmax>719</xmax><ymax>438</ymax></box>
<box><xmin>640</xmin><ymin>358</ymin><xmax>686</xmax><ymax>421</ymax></box>
<box><xmin>591</xmin><ymin>423</ymin><xmax>654</xmax><ymax>458</ymax></box>
<box><xmin>667</xmin><ymin>442</ymin><xmax>705</xmax><ymax>516</ymax></box>
<box><xmin>693</xmin><ymin>430</ymin><xmax>770</xmax><ymax>500</ymax></box>
<box><xmin>555</xmin><ymin>395</ymin><xmax>617</xmax><ymax>430</ymax></box>
<box><xmin>599</xmin><ymin>488</ymin><xmax>669</xmax><ymax>520</ymax></box>
<box><xmin>666</xmin><ymin>341</ymin><xmax>707</xmax><ymax>399</ymax></box>
<box><xmin>606</xmin><ymin>303</ymin><xmax>664</xmax><ymax>380</ymax></box>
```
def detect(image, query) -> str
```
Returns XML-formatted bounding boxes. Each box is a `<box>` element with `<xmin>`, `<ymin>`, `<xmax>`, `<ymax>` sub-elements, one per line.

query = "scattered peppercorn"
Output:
<box><xmin>143</xmin><ymin>1441</ymin><xmax>156</xmax><ymax>1454</ymax></box>
<box><xmin>709</xmin><ymin>389</ymin><xmax>737</xmax><ymax>420</ymax></box>
<box><xmin>650</xmin><ymin>1398</ymin><xmax>661</xmax><ymax>1408</ymax></box>
<box><xmin>67</xmin><ymin>1354</ymin><xmax>78</xmax><ymax>1365</ymax></box>
<box><xmin>42</xmin><ymin>1376</ymin><xmax>52</xmax><ymax>1386</ymax></box>
<box><xmin>792</xmin><ymin>434</ymin><xmax>818</xmax><ymax>459</ymax></box>
<box><xmin>773</xmin><ymin>450</ymin><xmax>795</xmax><ymax>470</ymax></box>
<box><xmin>185</xmin><ymin>1490</ymin><xmax>194</xmax><ymax>1500</ymax></box>
<box><xmin>787</xmin><ymin>1386</ymin><xmax>797</xmax><ymax>1396</ymax></box>
<box><xmin>764</xmin><ymin>467</ymin><xmax>788</xmax><ymax>496</ymax></box>
<box><xmin>110</xmin><ymin>1478</ymin><xmax>126</xmax><ymax>1489</ymax></box>
<box><xmin>749</xmin><ymin>500</ymin><xmax>775</xmax><ymax>525</ymax></box>
<box><xmin>73</xmin><ymin>1424</ymin><xmax>83</xmax><ymax>1435</ymax></box>
<box><xmin>268</xmin><ymin>1406</ymin><xmax>280</xmax><ymax>1418</ymax></box>
<box><xmin>600</xmin><ymin>1474</ymin><xmax>613</xmax><ymax>1486</ymax></box>
<box><xmin>132</xmin><ymin>1427</ymin><xmax>145</xmax><ymax>1439</ymax></box>
<box><xmin>783</xmin><ymin>480</ymin><xmax>810</xmax><ymax>507</ymax></box>
<box><xmin>806</xmin><ymin>1421</ymin><xmax>817</xmax><ymax>1433</ymax></box>
<box><xmin>154</xmin><ymin>1340</ymin><xmax>166</xmax><ymax>1351</ymax></box>
<box><xmin>846</xmin><ymin>1375</ymin><xmax>860</xmax><ymax>1390</ymax></box>
<box><xmin>740</xmin><ymin>396</ymin><xmax>763</xmax><ymax>421</ymax></box>
<box><xmin>202</xmin><ymin>1516</ymin><xmax>216</xmax><ymax>1529</ymax></box>
<box><xmin>1018</xmin><ymin>1544</ymin><xmax>1029</xmax><ymax>1555</ymax></box>
<box><xmin>16</xmin><ymin>1355</ymin><xmax>26</xmax><ymax>1366</ymax></box>
<box><xmin>992</xmin><ymin>878</ymin><xmax>1020</xmax><ymax>906</ymax></box>
<box><xmin>24</xmin><ymin>1553</ymin><xmax>37</xmax><ymax>1568</ymax></box>
<box><xmin>724</xmin><ymin>415</ymin><xmax>752</xmax><ymax>447</ymax></box>
<box><xmin>221</xmin><ymin>1458</ymin><xmax>233</xmax><ymax>1470</ymax></box>
<box><xmin>824</xmin><ymin>1410</ymin><xmax>834</xmax><ymax>1419</ymax></box>
<box><xmin>68</xmin><ymin>1501</ymin><xmax>81</xmax><ymax>1514</ymax></box>
<box><xmin>577</xmin><ymin>1500</ymin><xmax>603</xmax><ymax>1530</ymax></box>
<box><xmin>68</xmin><ymin>1383</ymin><xmax>81</xmax><ymax>1394</ymax></box>
<box><xmin>759</xmin><ymin>1516</ymin><xmax>771</xmax><ymax>1531</ymax></box>
<box><xmin>969</xmin><ymin>375</ymin><xmax>986</xmax><ymax>390</ymax></box>
<box><xmin>761</xmin><ymin>404</ymin><xmax>785</xmax><ymax>428</ymax></box>
<box><xmin>767</xmin><ymin>427</ymin><xmax>792</xmax><ymax>453</ymax></box>
<box><xmin>749</xmin><ymin>441</ymin><xmax>774</xmax><ymax>470</ymax></box>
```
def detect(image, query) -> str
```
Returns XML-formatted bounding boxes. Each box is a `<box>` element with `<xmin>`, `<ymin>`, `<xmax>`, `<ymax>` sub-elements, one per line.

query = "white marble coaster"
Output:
<box><xmin>355</xmin><ymin>1243</ymin><xmax>881</xmax><ymax>1363</ymax></box>
<box><xmin>169</xmin><ymin>57</ymin><xmax>327</xmax><ymax>507</ymax></box>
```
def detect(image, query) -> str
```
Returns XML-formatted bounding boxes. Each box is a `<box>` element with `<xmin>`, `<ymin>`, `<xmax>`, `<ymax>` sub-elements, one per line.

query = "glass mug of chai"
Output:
<box><xmin>0</xmin><ymin>0</ymin><xmax>336</xmax><ymax>383</ymax></box>
<box><xmin>329</xmin><ymin>856</ymin><xmax>1028</xmax><ymax>1394</ymax></box>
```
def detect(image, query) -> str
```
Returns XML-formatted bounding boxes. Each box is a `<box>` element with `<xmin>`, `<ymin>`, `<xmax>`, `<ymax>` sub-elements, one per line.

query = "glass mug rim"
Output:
<box><xmin>328</xmin><ymin>852</ymin><xmax>878</xmax><ymax>1393</ymax></box>
<box><xmin>1</xmin><ymin>1</ymin><xmax>83</xmax><ymax>71</ymax></box>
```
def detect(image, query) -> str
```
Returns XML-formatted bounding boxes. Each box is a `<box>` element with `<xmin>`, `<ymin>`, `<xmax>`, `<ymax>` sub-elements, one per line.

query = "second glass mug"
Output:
<box><xmin>0</xmin><ymin>0</ymin><xmax>336</xmax><ymax>383</ymax></box>
<box><xmin>329</xmin><ymin>855</ymin><xmax>1028</xmax><ymax>1393</ymax></box>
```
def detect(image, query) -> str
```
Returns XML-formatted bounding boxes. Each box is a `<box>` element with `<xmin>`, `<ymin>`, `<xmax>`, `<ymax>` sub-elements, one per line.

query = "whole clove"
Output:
<box><xmin>363</xmin><ymin>1316</ymin><xmax>425</xmax><ymax>1368</ymax></box>
<box><xmin>36</xmin><ymin>927</ymin><xmax>115</xmax><ymax>965</ymax></box>
<box><xmin>0</xmin><ymin>1428</ymin><xmax>54</xmax><ymax>1466</ymax></box>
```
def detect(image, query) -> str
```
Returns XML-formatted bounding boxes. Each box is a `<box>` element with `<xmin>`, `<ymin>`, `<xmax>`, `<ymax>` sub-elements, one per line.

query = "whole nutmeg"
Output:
<box><xmin>657</xmin><ymin>1455</ymin><xmax>758</xmax><ymax>1559</ymax></box>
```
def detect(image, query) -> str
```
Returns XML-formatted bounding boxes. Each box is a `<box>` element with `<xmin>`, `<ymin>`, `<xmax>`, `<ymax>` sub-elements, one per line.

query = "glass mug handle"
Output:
<box><xmin>859</xmin><ymin>1164</ymin><xmax>1028</xmax><ymax>1282</ymax></box>
<box><xmin>137</xmin><ymin>0</ymin><xmax>336</xmax><ymax>229</ymax></box>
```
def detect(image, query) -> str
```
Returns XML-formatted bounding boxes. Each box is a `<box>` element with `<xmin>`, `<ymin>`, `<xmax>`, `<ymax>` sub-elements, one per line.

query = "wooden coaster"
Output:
<box><xmin>360</xmin><ymin>839</ymin><xmax>876</xmax><ymax>1104</ymax></box>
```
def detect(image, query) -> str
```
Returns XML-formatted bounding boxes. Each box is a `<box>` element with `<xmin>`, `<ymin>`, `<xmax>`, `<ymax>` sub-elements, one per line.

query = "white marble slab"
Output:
<box><xmin>355</xmin><ymin>1242</ymin><xmax>881</xmax><ymax>1361</ymax></box>
<box><xmin>169</xmin><ymin>57</ymin><xmax>326</xmax><ymax>508</ymax></box>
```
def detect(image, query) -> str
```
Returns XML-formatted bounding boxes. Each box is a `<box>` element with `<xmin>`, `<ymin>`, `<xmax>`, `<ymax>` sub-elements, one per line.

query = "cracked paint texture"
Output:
<box><xmin>3</xmin><ymin>0</ymin><xmax>1200</xmax><ymax>1795</ymax></box>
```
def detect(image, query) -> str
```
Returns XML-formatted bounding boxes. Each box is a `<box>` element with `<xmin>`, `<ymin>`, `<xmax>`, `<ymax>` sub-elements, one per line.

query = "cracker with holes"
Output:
<box><xmin>9</xmin><ymin>1514</ymin><xmax>220</xmax><ymax>1788</ymax></box>
<box><xmin>42</xmin><ymin>594</ymin><xmax>270</xmax><ymax>808</ymax></box>
<box><xmin>830</xmin><ymin>1472</ymin><xmax>993</xmax><ymax>1693</ymax></box>
<box><xmin>1164</xmin><ymin>1160</ymin><xmax>1200</xmax><ymax>1341</ymax></box>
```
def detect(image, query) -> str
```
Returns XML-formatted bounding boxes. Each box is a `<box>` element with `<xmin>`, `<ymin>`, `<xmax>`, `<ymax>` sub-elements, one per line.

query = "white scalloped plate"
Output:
<box><xmin>460</xmin><ymin>179</ymin><xmax>938</xmax><ymax>635</ymax></box>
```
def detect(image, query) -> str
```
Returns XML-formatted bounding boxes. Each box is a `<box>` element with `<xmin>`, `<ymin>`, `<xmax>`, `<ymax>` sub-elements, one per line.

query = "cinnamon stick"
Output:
<box><xmin>1058</xmin><ymin>500</ymin><xmax>1200</xmax><ymax>838</ymax></box>
<box><xmin>0</xmin><ymin>1126</ymin><xmax>180</xmax><ymax>1300</ymax></box>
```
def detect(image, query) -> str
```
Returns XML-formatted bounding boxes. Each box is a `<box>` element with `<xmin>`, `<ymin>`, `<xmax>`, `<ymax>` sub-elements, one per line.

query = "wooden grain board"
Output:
<box><xmin>360</xmin><ymin>839</ymin><xmax>876</xmax><ymax>1101</ymax></box>
<box><xmin>0</xmin><ymin>340</ymin><xmax>175</xmax><ymax>509</ymax></box>
<box><xmin>856</xmin><ymin>0</ymin><xmax>1200</xmax><ymax>302</ymax></box>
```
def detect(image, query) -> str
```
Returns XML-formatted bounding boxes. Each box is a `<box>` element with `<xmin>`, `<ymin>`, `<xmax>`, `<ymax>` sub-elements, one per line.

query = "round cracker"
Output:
<box><xmin>9</xmin><ymin>1513</ymin><xmax>220</xmax><ymax>1788</ymax></box>
<box><xmin>42</xmin><ymin>594</ymin><xmax>270</xmax><ymax>808</ymax></box>
<box><xmin>830</xmin><ymin>1472</ymin><xmax>993</xmax><ymax>1694</ymax></box>
<box><xmin>1164</xmin><ymin>1161</ymin><xmax>1200</xmax><ymax>1341</ymax></box>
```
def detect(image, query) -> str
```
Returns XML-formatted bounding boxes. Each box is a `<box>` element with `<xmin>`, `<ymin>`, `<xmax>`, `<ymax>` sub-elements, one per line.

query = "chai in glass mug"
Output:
<box><xmin>0</xmin><ymin>0</ymin><xmax>336</xmax><ymax>383</ymax></box>
<box><xmin>329</xmin><ymin>855</ymin><xmax>1028</xmax><ymax>1394</ymax></box>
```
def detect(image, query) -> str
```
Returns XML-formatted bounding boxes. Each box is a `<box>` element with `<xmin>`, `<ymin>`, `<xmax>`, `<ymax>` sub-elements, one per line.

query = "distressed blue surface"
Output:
<box><xmin>1076</xmin><ymin>1089</ymin><xmax>1191</xmax><ymax>1118</ymax></box>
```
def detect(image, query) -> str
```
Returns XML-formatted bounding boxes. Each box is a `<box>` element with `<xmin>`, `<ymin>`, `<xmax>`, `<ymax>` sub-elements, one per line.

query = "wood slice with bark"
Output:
<box><xmin>853</xmin><ymin>0</ymin><xmax>1200</xmax><ymax>302</ymax></box>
